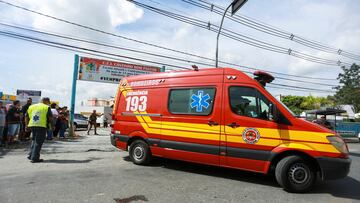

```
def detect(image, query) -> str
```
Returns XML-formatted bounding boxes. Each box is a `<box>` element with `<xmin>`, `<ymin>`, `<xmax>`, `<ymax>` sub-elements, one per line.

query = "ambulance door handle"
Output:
<box><xmin>227</xmin><ymin>122</ymin><xmax>240</xmax><ymax>128</ymax></box>
<box><xmin>208</xmin><ymin>121</ymin><xmax>219</xmax><ymax>126</ymax></box>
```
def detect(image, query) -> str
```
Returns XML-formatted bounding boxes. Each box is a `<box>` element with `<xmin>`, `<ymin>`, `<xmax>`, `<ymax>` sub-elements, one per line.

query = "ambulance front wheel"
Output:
<box><xmin>275</xmin><ymin>155</ymin><xmax>316</xmax><ymax>193</ymax></box>
<box><xmin>129</xmin><ymin>140</ymin><xmax>152</xmax><ymax>165</ymax></box>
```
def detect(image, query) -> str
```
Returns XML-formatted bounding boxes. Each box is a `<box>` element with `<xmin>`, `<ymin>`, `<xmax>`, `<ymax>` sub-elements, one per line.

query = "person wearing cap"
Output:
<box><xmin>25</xmin><ymin>97</ymin><xmax>53</xmax><ymax>163</ymax></box>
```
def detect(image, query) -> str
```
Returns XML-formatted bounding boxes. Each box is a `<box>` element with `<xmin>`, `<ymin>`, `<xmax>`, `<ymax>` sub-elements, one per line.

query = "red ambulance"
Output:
<box><xmin>111</xmin><ymin>68</ymin><xmax>350</xmax><ymax>192</ymax></box>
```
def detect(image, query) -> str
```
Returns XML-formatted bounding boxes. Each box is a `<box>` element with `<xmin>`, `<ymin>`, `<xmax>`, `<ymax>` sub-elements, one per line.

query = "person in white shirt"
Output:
<box><xmin>50</xmin><ymin>103</ymin><xmax>59</xmax><ymax>119</ymax></box>
<box><xmin>46</xmin><ymin>103</ymin><xmax>59</xmax><ymax>140</ymax></box>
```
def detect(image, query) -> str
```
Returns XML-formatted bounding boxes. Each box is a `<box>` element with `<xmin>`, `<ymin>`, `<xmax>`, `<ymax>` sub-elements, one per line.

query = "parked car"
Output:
<box><xmin>74</xmin><ymin>113</ymin><xmax>88</xmax><ymax>130</ymax></box>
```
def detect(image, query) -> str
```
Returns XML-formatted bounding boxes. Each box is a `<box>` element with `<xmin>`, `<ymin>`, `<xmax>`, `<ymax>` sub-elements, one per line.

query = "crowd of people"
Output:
<box><xmin>0</xmin><ymin>98</ymin><xmax>71</xmax><ymax>147</ymax></box>
<box><xmin>0</xmin><ymin>98</ymin><xmax>110</xmax><ymax>163</ymax></box>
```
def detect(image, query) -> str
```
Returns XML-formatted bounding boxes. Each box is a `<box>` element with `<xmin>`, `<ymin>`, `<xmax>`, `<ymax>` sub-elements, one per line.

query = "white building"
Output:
<box><xmin>77</xmin><ymin>98</ymin><xmax>114</xmax><ymax>124</ymax></box>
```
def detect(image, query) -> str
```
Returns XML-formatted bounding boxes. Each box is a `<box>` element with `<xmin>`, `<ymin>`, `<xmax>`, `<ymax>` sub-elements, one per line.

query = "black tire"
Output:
<box><xmin>275</xmin><ymin>155</ymin><xmax>316</xmax><ymax>193</ymax></box>
<box><xmin>73</xmin><ymin>123</ymin><xmax>77</xmax><ymax>131</ymax></box>
<box><xmin>129</xmin><ymin>140</ymin><xmax>152</xmax><ymax>165</ymax></box>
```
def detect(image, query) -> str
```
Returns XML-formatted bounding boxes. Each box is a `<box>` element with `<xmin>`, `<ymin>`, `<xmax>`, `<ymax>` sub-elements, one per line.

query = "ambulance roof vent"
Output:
<box><xmin>192</xmin><ymin>65</ymin><xmax>199</xmax><ymax>71</ymax></box>
<box><xmin>253</xmin><ymin>70</ymin><xmax>274</xmax><ymax>87</ymax></box>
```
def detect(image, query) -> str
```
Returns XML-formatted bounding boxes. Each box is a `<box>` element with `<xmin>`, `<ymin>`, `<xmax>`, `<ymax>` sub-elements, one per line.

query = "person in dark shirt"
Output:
<box><xmin>103</xmin><ymin>115</ymin><xmax>108</xmax><ymax>128</ymax></box>
<box><xmin>87</xmin><ymin>110</ymin><xmax>99</xmax><ymax>135</ymax></box>
<box><xmin>20</xmin><ymin>98</ymin><xmax>32</xmax><ymax>141</ymax></box>
<box><xmin>21</xmin><ymin>98</ymin><xmax>32</xmax><ymax>115</ymax></box>
<box><xmin>0</xmin><ymin>101</ymin><xmax>6</xmax><ymax>146</ymax></box>
<box><xmin>6</xmin><ymin>100</ymin><xmax>21</xmax><ymax>144</ymax></box>
<box><xmin>58</xmin><ymin>108</ymin><xmax>69</xmax><ymax>139</ymax></box>
<box><xmin>313</xmin><ymin>115</ymin><xmax>332</xmax><ymax>129</ymax></box>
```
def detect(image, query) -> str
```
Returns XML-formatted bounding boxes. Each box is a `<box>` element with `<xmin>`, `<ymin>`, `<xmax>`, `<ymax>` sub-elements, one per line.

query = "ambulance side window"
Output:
<box><xmin>229</xmin><ymin>86</ymin><xmax>274</xmax><ymax>121</ymax></box>
<box><xmin>168</xmin><ymin>88</ymin><xmax>215</xmax><ymax>115</ymax></box>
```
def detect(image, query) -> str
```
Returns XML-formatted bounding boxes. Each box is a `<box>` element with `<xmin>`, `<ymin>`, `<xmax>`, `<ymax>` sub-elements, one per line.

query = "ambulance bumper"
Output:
<box><xmin>110</xmin><ymin>134</ymin><xmax>116</xmax><ymax>147</ymax></box>
<box><xmin>317</xmin><ymin>157</ymin><xmax>351</xmax><ymax>180</ymax></box>
<box><xmin>110</xmin><ymin>134</ymin><xmax>129</xmax><ymax>150</ymax></box>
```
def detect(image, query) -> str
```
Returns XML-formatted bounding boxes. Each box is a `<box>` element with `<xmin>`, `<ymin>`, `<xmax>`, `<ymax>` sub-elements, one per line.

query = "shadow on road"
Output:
<box><xmin>0</xmin><ymin>141</ymin><xmax>30</xmax><ymax>158</ymax></box>
<box><xmin>0</xmin><ymin>136</ymin><xmax>88</xmax><ymax>158</ymax></box>
<box><xmin>123</xmin><ymin>155</ymin><xmax>360</xmax><ymax>200</ymax></box>
<box><xmin>349</xmin><ymin>152</ymin><xmax>360</xmax><ymax>158</ymax></box>
<box><xmin>48</xmin><ymin>135</ymin><xmax>86</xmax><ymax>143</ymax></box>
<box><xmin>0</xmin><ymin>148</ymin><xmax>8</xmax><ymax>158</ymax></box>
<box><xmin>311</xmin><ymin>177</ymin><xmax>360</xmax><ymax>200</ymax></box>
<box><xmin>44</xmin><ymin>157</ymin><xmax>102</xmax><ymax>164</ymax></box>
<box><xmin>114</xmin><ymin>195</ymin><xmax>148</xmax><ymax>203</ymax></box>
<box><xmin>123</xmin><ymin>156</ymin><xmax>278</xmax><ymax>188</ymax></box>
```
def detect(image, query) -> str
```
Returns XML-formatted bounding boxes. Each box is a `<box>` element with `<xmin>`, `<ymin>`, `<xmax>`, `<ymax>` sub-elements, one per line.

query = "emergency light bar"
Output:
<box><xmin>253</xmin><ymin>70</ymin><xmax>274</xmax><ymax>87</ymax></box>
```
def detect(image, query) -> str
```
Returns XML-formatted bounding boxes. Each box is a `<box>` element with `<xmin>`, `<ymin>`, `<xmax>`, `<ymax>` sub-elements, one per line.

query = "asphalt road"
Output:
<box><xmin>0</xmin><ymin>129</ymin><xmax>359</xmax><ymax>203</ymax></box>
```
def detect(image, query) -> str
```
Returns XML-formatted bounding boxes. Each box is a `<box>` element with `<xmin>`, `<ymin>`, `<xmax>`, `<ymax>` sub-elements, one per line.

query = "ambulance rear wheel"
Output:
<box><xmin>129</xmin><ymin>140</ymin><xmax>152</xmax><ymax>165</ymax></box>
<box><xmin>275</xmin><ymin>155</ymin><xmax>316</xmax><ymax>193</ymax></box>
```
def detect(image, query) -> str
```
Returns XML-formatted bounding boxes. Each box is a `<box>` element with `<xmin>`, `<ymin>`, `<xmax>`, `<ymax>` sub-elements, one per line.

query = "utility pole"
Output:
<box><xmin>215</xmin><ymin>0</ymin><xmax>248</xmax><ymax>68</ymax></box>
<box><xmin>69</xmin><ymin>54</ymin><xmax>79</xmax><ymax>137</ymax></box>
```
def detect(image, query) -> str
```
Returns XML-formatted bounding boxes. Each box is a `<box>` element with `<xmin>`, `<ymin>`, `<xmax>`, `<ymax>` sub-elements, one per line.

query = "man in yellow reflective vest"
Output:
<box><xmin>25</xmin><ymin>97</ymin><xmax>53</xmax><ymax>163</ymax></box>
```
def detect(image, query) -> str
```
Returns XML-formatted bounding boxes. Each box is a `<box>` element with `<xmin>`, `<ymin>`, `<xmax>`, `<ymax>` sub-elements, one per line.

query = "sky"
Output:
<box><xmin>0</xmin><ymin>0</ymin><xmax>359</xmax><ymax>109</ymax></box>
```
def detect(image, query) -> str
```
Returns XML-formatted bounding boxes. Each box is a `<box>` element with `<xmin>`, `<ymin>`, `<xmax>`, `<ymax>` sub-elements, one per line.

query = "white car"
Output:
<box><xmin>73</xmin><ymin>114</ymin><xmax>88</xmax><ymax>130</ymax></box>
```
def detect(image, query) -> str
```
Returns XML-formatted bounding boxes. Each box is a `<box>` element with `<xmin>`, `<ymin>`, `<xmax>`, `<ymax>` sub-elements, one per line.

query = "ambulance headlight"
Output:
<box><xmin>327</xmin><ymin>136</ymin><xmax>349</xmax><ymax>154</ymax></box>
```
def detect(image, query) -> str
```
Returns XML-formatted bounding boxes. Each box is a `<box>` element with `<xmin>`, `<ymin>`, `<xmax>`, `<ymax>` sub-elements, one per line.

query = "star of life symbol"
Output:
<box><xmin>190</xmin><ymin>90</ymin><xmax>210</xmax><ymax>112</ymax></box>
<box><xmin>33</xmin><ymin>114</ymin><xmax>40</xmax><ymax>122</ymax></box>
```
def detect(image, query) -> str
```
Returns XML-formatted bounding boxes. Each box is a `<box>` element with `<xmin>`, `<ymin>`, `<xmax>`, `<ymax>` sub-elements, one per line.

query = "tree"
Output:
<box><xmin>334</xmin><ymin>64</ymin><xmax>360</xmax><ymax>112</ymax></box>
<box><xmin>281</xmin><ymin>95</ymin><xmax>305</xmax><ymax>115</ymax></box>
<box><xmin>281</xmin><ymin>95</ymin><xmax>335</xmax><ymax>115</ymax></box>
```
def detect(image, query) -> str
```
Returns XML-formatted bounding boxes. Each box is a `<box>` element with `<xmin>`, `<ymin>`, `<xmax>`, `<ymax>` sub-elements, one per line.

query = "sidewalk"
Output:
<box><xmin>0</xmin><ymin>128</ymin><xmax>118</xmax><ymax>173</ymax></box>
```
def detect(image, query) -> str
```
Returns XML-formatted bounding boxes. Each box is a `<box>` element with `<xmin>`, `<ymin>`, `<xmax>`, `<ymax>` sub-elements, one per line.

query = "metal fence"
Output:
<box><xmin>335</xmin><ymin>122</ymin><xmax>360</xmax><ymax>138</ymax></box>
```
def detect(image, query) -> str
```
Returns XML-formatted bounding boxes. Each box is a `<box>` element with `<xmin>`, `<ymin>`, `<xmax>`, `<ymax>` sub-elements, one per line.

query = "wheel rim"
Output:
<box><xmin>133</xmin><ymin>145</ymin><xmax>144</xmax><ymax>161</ymax></box>
<box><xmin>288</xmin><ymin>163</ymin><xmax>309</xmax><ymax>185</ymax></box>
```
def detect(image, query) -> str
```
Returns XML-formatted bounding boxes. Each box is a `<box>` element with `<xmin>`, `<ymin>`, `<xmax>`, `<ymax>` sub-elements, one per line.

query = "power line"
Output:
<box><xmin>145</xmin><ymin>0</ymin><xmax>193</xmax><ymax>17</ymax></box>
<box><xmin>270</xmin><ymin>83</ymin><xmax>335</xmax><ymax>93</ymax></box>
<box><xmin>0</xmin><ymin>0</ymin><xmax>338</xmax><ymax>81</ymax></box>
<box><xmin>0</xmin><ymin>22</ymin><xmax>337</xmax><ymax>87</ymax></box>
<box><xmin>267</xmin><ymin>85</ymin><xmax>334</xmax><ymax>93</ymax></box>
<box><xmin>0</xmin><ymin>30</ymin><xmax>191</xmax><ymax>70</ymax></box>
<box><xmin>130</xmin><ymin>0</ymin><xmax>353</xmax><ymax>67</ymax></box>
<box><xmin>0</xmin><ymin>30</ymin><xmax>336</xmax><ymax>93</ymax></box>
<box><xmin>188</xmin><ymin>0</ymin><xmax>360</xmax><ymax>61</ymax></box>
<box><xmin>0</xmin><ymin>24</ymin><xmax>209</xmax><ymax>67</ymax></box>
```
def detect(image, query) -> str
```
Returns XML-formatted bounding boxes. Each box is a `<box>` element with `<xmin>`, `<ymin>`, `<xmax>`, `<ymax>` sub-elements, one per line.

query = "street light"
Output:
<box><xmin>215</xmin><ymin>0</ymin><xmax>248</xmax><ymax>68</ymax></box>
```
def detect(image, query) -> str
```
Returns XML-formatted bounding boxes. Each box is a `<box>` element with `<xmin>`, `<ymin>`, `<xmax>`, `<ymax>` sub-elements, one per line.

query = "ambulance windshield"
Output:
<box><xmin>275</xmin><ymin>97</ymin><xmax>297</xmax><ymax>117</ymax></box>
